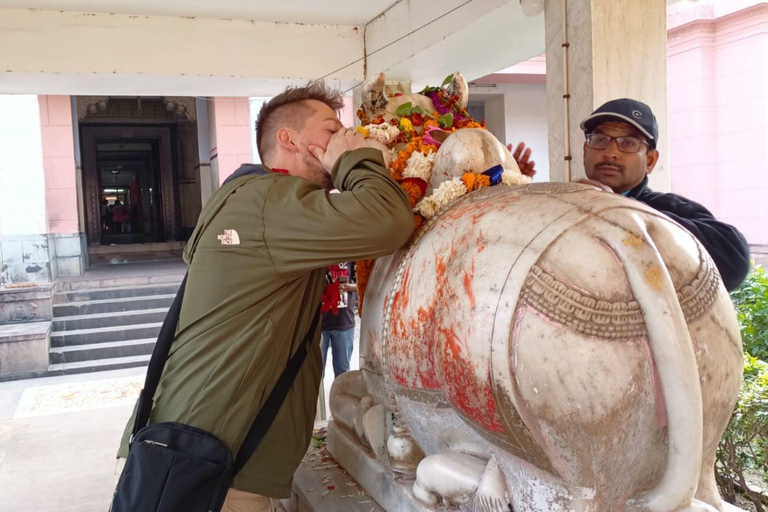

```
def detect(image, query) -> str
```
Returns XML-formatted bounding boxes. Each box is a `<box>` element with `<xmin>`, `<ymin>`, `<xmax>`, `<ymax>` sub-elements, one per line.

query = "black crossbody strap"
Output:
<box><xmin>133</xmin><ymin>274</ymin><xmax>189</xmax><ymax>437</ymax></box>
<box><xmin>233</xmin><ymin>307</ymin><xmax>321</xmax><ymax>474</ymax></box>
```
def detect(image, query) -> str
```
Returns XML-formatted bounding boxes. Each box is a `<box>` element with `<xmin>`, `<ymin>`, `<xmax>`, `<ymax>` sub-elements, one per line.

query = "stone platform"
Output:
<box><xmin>323</xmin><ymin>419</ymin><xmax>429</xmax><ymax>512</ymax></box>
<box><xmin>283</xmin><ymin>425</ymin><xmax>385</xmax><ymax>512</ymax></box>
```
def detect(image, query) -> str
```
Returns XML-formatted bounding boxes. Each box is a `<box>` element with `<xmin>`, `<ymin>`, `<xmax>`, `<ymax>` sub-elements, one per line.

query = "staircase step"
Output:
<box><xmin>55</xmin><ymin>283</ymin><xmax>181</xmax><ymax>304</ymax></box>
<box><xmin>55</xmin><ymin>264</ymin><xmax>185</xmax><ymax>293</ymax></box>
<box><xmin>53</xmin><ymin>294</ymin><xmax>176</xmax><ymax>316</ymax></box>
<box><xmin>47</xmin><ymin>354</ymin><xmax>151</xmax><ymax>376</ymax></box>
<box><xmin>53</xmin><ymin>308</ymin><xmax>169</xmax><ymax>331</ymax></box>
<box><xmin>50</xmin><ymin>322</ymin><xmax>162</xmax><ymax>347</ymax></box>
<box><xmin>49</xmin><ymin>338</ymin><xmax>156</xmax><ymax>364</ymax></box>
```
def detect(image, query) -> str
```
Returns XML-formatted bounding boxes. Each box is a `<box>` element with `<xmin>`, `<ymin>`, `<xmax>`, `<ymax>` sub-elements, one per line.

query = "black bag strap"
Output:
<box><xmin>132</xmin><ymin>272</ymin><xmax>322</xmax><ymax>476</ymax></box>
<box><xmin>233</xmin><ymin>307</ymin><xmax>320</xmax><ymax>474</ymax></box>
<box><xmin>132</xmin><ymin>273</ymin><xmax>189</xmax><ymax>437</ymax></box>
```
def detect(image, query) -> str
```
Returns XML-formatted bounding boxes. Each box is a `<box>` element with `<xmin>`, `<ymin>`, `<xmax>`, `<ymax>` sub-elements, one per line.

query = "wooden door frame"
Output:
<box><xmin>81</xmin><ymin>126</ymin><xmax>177</xmax><ymax>245</ymax></box>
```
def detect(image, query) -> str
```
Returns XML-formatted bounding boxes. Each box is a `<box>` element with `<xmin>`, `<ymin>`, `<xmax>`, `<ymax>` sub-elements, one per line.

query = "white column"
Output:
<box><xmin>0</xmin><ymin>95</ymin><xmax>48</xmax><ymax>236</ymax></box>
<box><xmin>545</xmin><ymin>0</ymin><xmax>670</xmax><ymax>191</ymax></box>
<box><xmin>0</xmin><ymin>95</ymin><xmax>51</xmax><ymax>284</ymax></box>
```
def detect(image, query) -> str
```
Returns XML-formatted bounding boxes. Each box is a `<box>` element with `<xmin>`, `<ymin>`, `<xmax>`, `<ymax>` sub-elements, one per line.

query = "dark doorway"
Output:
<box><xmin>98</xmin><ymin>141</ymin><xmax>162</xmax><ymax>245</ymax></box>
<box><xmin>81</xmin><ymin>126</ymin><xmax>179</xmax><ymax>246</ymax></box>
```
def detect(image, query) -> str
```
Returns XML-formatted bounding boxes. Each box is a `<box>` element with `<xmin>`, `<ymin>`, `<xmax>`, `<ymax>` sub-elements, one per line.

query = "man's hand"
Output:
<box><xmin>339</xmin><ymin>283</ymin><xmax>357</xmax><ymax>293</ymax></box>
<box><xmin>507</xmin><ymin>142</ymin><xmax>537</xmax><ymax>178</ymax></box>
<box><xmin>308</xmin><ymin>128</ymin><xmax>369</xmax><ymax>173</ymax></box>
<box><xmin>575</xmin><ymin>178</ymin><xmax>613</xmax><ymax>193</ymax></box>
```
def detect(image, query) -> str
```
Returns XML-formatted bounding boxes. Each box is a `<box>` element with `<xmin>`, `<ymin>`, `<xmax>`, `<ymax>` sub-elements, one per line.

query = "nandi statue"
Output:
<box><xmin>328</xmin><ymin>73</ymin><xmax>745</xmax><ymax>512</ymax></box>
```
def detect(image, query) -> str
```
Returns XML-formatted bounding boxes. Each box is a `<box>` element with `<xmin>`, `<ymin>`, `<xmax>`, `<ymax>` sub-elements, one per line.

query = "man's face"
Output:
<box><xmin>583</xmin><ymin>121</ymin><xmax>658</xmax><ymax>194</ymax></box>
<box><xmin>293</xmin><ymin>100</ymin><xmax>343</xmax><ymax>189</ymax></box>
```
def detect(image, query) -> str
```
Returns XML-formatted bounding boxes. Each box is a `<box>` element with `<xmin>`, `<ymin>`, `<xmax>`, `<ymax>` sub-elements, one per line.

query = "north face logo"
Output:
<box><xmin>217</xmin><ymin>229</ymin><xmax>240</xmax><ymax>246</ymax></box>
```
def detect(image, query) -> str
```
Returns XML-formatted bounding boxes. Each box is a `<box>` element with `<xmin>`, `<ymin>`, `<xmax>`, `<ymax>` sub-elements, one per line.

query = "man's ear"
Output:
<box><xmin>276</xmin><ymin>128</ymin><xmax>298</xmax><ymax>153</ymax></box>
<box><xmin>646</xmin><ymin>148</ymin><xmax>660</xmax><ymax>175</ymax></box>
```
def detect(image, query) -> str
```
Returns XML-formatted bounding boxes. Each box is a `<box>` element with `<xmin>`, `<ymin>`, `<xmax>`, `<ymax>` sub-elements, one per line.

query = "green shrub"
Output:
<box><xmin>716</xmin><ymin>355</ymin><xmax>768</xmax><ymax>509</ymax></box>
<box><xmin>731</xmin><ymin>265</ymin><xmax>768</xmax><ymax>360</ymax></box>
<box><xmin>716</xmin><ymin>266</ymin><xmax>768</xmax><ymax>509</ymax></box>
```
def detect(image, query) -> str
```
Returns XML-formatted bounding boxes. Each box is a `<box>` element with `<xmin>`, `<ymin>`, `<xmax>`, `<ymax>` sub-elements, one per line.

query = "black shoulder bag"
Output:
<box><xmin>110</xmin><ymin>275</ymin><xmax>320</xmax><ymax>512</ymax></box>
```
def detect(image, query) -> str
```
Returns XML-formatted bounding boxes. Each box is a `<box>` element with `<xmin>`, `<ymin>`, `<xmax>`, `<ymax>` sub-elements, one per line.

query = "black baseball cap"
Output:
<box><xmin>580</xmin><ymin>98</ymin><xmax>658</xmax><ymax>149</ymax></box>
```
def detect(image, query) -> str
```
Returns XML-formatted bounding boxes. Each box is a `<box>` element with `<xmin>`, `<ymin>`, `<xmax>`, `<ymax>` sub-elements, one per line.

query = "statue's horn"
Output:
<box><xmin>447</xmin><ymin>71</ymin><xmax>469</xmax><ymax>109</ymax></box>
<box><xmin>361</xmin><ymin>72</ymin><xmax>388</xmax><ymax>117</ymax></box>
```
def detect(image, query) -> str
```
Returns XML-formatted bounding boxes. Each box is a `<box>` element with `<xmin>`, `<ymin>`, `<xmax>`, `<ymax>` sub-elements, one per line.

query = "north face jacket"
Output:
<box><xmin>118</xmin><ymin>148</ymin><xmax>414</xmax><ymax>497</ymax></box>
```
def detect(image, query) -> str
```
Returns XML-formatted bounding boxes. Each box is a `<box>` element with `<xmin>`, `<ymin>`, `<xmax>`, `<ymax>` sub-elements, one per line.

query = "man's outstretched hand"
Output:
<box><xmin>308</xmin><ymin>128</ymin><xmax>368</xmax><ymax>173</ymax></box>
<box><xmin>507</xmin><ymin>142</ymin><xmax>537</xmax><ymax>178</ymax></box>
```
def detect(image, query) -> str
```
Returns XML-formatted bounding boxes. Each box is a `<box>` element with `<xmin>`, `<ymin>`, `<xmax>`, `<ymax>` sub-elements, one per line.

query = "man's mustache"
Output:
<box><xmin>595</xmin><ymin>161</ymin><xmax>624</xmax><ymax>172</ymax></box>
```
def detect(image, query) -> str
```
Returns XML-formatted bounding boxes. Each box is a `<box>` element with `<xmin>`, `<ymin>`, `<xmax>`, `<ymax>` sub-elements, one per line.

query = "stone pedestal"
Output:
<box><xmin>0</xmin><ymin>321</ymin><xmax>51</xmax><ymax>376</ymax></box>
<box><xmin>326</xmin><ymin>420</ymin><xmax>427</xmax><ymax>512</ymax></box>
<box><xmin>283</xmin><ymin>430</ymin><xmax>386</xmax><ymax>512</ymax></box>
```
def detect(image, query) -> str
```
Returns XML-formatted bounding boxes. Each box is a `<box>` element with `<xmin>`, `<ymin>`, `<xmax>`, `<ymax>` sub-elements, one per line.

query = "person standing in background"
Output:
<box><xmin>321</xmin><ymin>262</ymin><xmax>357</xmax><ymax>377</ymax></box>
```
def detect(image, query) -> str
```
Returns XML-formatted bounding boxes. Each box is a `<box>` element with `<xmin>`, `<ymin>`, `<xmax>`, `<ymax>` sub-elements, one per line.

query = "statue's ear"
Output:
<box><xmin>361</xmin><ymin>72</ymin><xmax>388</xmax><ymax>117</ymax></box>
<box><xmin>447</xmin><ymin>71</ymin><xmax>469</xmax><ymax>109</ymax></box>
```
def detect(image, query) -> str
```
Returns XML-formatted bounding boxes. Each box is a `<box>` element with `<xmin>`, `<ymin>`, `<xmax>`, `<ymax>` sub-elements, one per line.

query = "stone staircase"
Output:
<box><xmin>47</xmin><ymin>271</ymin><xmax>184</xmax><ymax>376</ymax></box>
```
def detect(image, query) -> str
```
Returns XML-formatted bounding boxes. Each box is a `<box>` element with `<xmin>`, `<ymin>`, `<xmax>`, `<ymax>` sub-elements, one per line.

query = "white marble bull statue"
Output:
<box><xmin>328</xmin><ymin>116</ymin><xmax>744</xmax><ymax>511</ymax></box>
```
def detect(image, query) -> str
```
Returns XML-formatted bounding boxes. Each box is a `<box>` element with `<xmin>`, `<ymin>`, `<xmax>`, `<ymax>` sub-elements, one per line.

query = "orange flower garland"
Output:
<box><xmin>461</xmin><ymin>173</ymin><xmax>491</xmax><ymax>192</ymax></box>
<box><xmin>353</xmin><ymin>74</ymin><xmax>492</xmax><ymax>314</ymax></box>
<box><xmin>401</xmin><ymin>181</ymin><xmax>423</xmax><ymax>208</ymax></box>
<box><xmin>390</xmin><ymin>137</ymin><xmax>439</xmax><ymax>181</ymax></box>
<box><xmin>355</xmin><ymin>258</ymin><xmax>374</xmax><ymax>313</ymax></box>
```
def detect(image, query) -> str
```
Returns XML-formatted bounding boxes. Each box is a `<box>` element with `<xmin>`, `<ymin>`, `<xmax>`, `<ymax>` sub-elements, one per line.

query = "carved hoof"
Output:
<box><xmin>328</xmin><ymin>370</ymin><xmax>365</xmax><ymax>433</ymax></box>
<box><xmin>412</xmin><ymin>452</ymin><xmax>487</xmax><ymax>507</ymax></box>
<box><xmin>472</xmin><ymin>457</ymin><xmax>510</xmax><ymax>512</ymax></box>
<box><xmin>354</xmin><ymin>396</ymin><xmax>373</xmax><ymax>441</ymax></box>
<box><xmin>412</xmin><ymin>480</ymin><xmax>440</xmax><ymax>507</ymax></box>
<box><xmin>362</xmin><ymin>404</ymin><xmax>386</xmax><ymax>458</ymax></box>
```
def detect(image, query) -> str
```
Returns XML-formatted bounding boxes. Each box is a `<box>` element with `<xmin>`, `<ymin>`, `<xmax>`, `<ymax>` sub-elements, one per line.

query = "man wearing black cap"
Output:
<box><xmin>578</xmin><ymin>98</ymin><xmax>750</xmax><ymax>290</ymax></box>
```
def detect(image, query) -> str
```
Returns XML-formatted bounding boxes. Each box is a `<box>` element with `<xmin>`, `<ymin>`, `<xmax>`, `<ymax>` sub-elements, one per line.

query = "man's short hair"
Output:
<box><xmin>255</xmin><ymin>81</ymin><xmax>344</xmax><ymax>163</ymax></box>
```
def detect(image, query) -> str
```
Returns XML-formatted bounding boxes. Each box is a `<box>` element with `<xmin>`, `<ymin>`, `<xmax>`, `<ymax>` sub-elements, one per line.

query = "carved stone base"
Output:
<box><xmin>327</xmin><ymin>419</ymin><xmax>433</xmax><ymax>512</ymax></box>
<box><xmin>0</xmin><ymin>321</ymin><xmax>50</xmax><ymax>376</ymax></box>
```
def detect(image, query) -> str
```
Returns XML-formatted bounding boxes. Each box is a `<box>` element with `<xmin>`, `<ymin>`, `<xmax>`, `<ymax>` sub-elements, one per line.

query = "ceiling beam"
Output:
<box><xmin>0</xmin><ymin>8</ymin><xmax>364</xmax><ymax>95</ymax></box>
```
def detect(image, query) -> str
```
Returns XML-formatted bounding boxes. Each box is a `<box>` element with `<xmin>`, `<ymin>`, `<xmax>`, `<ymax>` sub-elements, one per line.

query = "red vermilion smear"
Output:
<box><xmin>463</xmin><ymin>259</ymin><xmax>476</xmax><ymax>309</ymax></box>
<box><xmin>438</xmin><ymin>325</ymin><xmax>504</xmax><ymax>433</ymax></box>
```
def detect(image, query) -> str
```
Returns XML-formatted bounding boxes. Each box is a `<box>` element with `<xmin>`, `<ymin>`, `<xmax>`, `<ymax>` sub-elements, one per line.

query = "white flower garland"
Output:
<box><xmin>416</xmin><ymin>171</ymin><xmax>531</xmax><ymax>219</ymax></box>
<box><xmin>365</xmin><ymin>123</ymin><xmax>401</xmax><ymax>145</ymax></box>
<box><xmin>501</xmin><ymin>170</ymin><xmax>531</xmax><ymax>186</ymax></box>
<box><xmin>402</xmin><ymin>151</ymin><xmax>436</xmax><ymax>181</ymax></box>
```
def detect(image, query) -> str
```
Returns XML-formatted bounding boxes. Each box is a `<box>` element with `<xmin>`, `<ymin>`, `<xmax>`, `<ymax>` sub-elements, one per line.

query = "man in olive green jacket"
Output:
<box><xmin>117</xmin><ymin>82</ymin><xmax>414</xmax><ymax>511</ymax></box>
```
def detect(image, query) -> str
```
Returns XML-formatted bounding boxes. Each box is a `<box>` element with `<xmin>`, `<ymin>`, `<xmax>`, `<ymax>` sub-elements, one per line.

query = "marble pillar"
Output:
<box><xmin>545</xmin><ymin>0</ymin><xmax>670</xmax><ymax>192</ymax></box>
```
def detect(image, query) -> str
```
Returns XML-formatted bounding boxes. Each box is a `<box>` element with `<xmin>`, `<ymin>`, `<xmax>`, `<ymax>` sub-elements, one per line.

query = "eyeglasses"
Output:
<box><xmin>586</xmin><ymin>133</ymin><xmax>648</xmax><ymax>153</ymax></box>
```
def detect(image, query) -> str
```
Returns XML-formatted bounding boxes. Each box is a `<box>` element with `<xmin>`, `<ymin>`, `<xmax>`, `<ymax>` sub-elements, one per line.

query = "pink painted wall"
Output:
<box><xmin>38</xmin><ymin>95</ymin><xmax>78</xmax><ymax>234</ymax></box>
<box><xmin>340</xmin><ymin>96</ymin><xmax>354</xmax><ymax>128</ymax></box>
<box><xmin>668</xmin><ymin>4</ymin><xmax>768</xmax><ymax>244</ymax></box>
<box><xmin>214</xmin><ymin>97</ymin><xmax>253</xmax><ymax>185</ymax></box>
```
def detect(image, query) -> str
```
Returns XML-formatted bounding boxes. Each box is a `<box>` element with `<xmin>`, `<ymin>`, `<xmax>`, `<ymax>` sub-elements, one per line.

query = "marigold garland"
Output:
<box><xmin>353</xmin><ymin>73</ymin><xmax>519</xmax><ymax>314</ymax></box>
<box><xmin>401</xmin><ymin>180</ymin><xmax>424</xmax><ymax>208</ymax></box>
<box><xmin>355</xmin><ymin>259</ymin><xmax>374</xmax><ymax>313</ymax></box>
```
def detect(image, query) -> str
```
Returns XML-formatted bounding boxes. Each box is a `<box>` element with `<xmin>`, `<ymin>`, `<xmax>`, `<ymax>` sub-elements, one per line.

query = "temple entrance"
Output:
<box><xmin>97</xmin><ymin>141</ymin><xmax>162</xmax><ymax>245</ymax></box>
<box><xmin>77</xmin><ymin>97</ymin><xmax>203</xmax><ymax>262</ymax></box>
<box><xmin>82</xmin><ymin>126</ymin><xmax>177</xmax><ymax>245</ymax></box>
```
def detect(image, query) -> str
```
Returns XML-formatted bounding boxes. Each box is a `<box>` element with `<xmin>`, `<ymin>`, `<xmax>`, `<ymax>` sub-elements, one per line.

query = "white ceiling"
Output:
<box><xmin>0</xmin><ymin>0</ymin><xmax>401</xmax><ymax>25</ymax></box>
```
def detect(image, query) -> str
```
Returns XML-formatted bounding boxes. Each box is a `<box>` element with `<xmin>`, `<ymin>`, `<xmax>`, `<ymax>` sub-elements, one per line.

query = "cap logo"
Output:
<box><xmin>632</xmin><ymin>110</ymin><xmax>643</xmax><ymax>119</ymax></box>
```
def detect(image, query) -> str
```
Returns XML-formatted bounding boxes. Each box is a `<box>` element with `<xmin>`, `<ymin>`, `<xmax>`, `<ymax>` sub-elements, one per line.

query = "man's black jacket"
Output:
<box><xmin>626</xmin><ymin>176</ymin><xmax>750</xmax><ymax>291</ymax></box>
